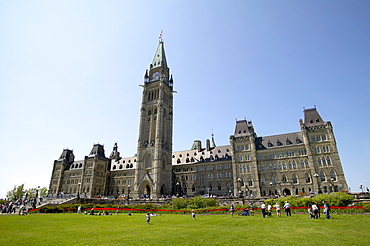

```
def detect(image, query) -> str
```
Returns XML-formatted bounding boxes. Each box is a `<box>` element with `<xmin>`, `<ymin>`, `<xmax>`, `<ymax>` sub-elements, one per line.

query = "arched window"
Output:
<box><xmin>113</xmin><ymin>165</ymin><xmax>116</xmax><ymax>170</ymax></box>
<box><xmin>282</xmin><ymin>162</ymin><xmax>286</xmax><ymax>169</ymax></box>
<box><xmin>327</xmin><ymin>157</ymin><xmax>331</xmax><ymax>165</ymax></box>
<box><xmin>261</xmin><ymin>177</ymin><xmax>266</xmax><ymax>186</ymax></box>
<box><xmin>288</xmin><ymin>161</ymin><xmax>292</xmax><ymax>169</ymax></box>
<box><xmin>305</xmin><ymin>173</ymin><xmax>311</xmax><ymax>183</ymax></box>
<box><xmin>330</xmin><ymin>170</ymin><xmax>337</xmax><ymax>181</ymax></box>
<box><xmin>243</xmin><ymin>165</ymin><xmax>247</xmax><ymax>173</ymax></box>
<box><xmin>322</xmin><ymin>158</ymin><xmax>326</xmax><ymax>165</ymax></box>
<box><xmin>282</xmin><ymin>175</ymin><xmax>287</xmax><ymax>183</ymax></box>
<box><xmin>320</xmin><ymin>171</ymin><xmax>326</xmax><ymax>181</ymax></box>
<box><xmin>119</xmin><ymin>164</ymin><xmax>123</xmax><ymax>169</ymax></box>
<box><xmin>293</xmin><ymin>161</ymin><xmax>297</xmax><ymax>169</ymax></box>
<box><xmin>145</xmin><ymin>154</ymin><xmax>153</xmax><ymax>168</ymax></box>
<box><xmin>248</xmin><ymin>178</ymin><xmax>253</xmax><ymax>187</ymax></box>
<box><xmin>247</xmin><ymin>165</ymin><xmax>251</xmax><ymax>172</ymax></box>
<box><xmin>162</xmin><ymin>156</ymin><xmax>167</xmax><ymax>168</ymax></box>
<box><xmin>318</xmin><ymin>157</ymin><xmax>322</xmax><ymax>166</ymax></box>
<box><xmin>177</xmin><ymin>159</ymin><xmax>181</xmax><ymax>164</ymax></box>
<box><xmin>186</xmin><ymin>158</ymin><xmax>190</xmax><ymax>163</ymax></box>
<box><xmin>292</xmin><ymin>174</ymin><xmax>298</xmax><ymax>184</ymax></box>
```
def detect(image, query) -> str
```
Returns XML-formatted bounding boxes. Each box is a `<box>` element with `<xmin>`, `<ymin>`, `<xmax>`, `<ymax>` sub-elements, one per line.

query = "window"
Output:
<box><xmin>261</xmin><ymin>178</ymin><xmax>266</xmax><ymax>186</ymax></box>
<box><xmin>322</xmin><ymin>135</ymin><xmax>327</xmax><ymax>141</ymax></box>
<box><xmin>245</xmin><ymin>154</ymin><xmax>250</xmax><ymax>161</ymax></box>
<box><xmin>282</xmin><ymin>175</ymin><xmax>287</xmax><ymax>182</ymax></box>
<box><xmin>305</xmin><ymin>173</ymin><xmax>311</xmax><ymax>183</ymax></box>
<box><xmin>305</xmin><ymin>160</ymin><xmax>309</xmax><ymax>168</ymax></box>
<box><xmin>318</xmin><ymin>157</ymin><xmax>322</xmax><ymax>166</ymax></box>
<box><xmin>288</xmin><ymin>161</ymin><xmax>292</xmax><ymax>169</ymax></box>
<box><xmin>292</xmin><ymin>175</ymin><xmax>298</xmax><ymax>184</ymax></box>
<box><xmin>322</xmin><ymin>158</ymin><xmax>326</xmax><ymax>165</ymax></box>
<box><xmin>293</xmin><ymin>161</ymin><xmax>297</xmax><ymax>169</ymax></box>
<box><xmin>320</xmin><ymin>171</ymin><xmax>326</xmax><ymax>181</ymax></box>
<box><xmin>330</xmin><ymin>170</ymin><xmax>337</xmax><ymax>181</ymax></box>
<box><xmin>261</xmin><ymin>164</ymin><xmax>265</xmax><ymax>171</ymax></box>
<box><xmin>243</xmin><ymin>165</ymin><xmax>247</xmax><ymax>173</ymax></box>
<box><xmin>269</xmin><ymin>164</ymin><xmax>273</xmax><ymax>170</ymax></box>
<box><xmin>327</xmin><ymin>157</ymin><xmax>331</xmax><ymax>165</ymax></box>
<box><xmin>273</xmin><ymin>163</ymin><xmax>277</xmax><ymax>170</ymax></box>
<box><xmin>247</xmin><ymin>165</ymin><xmax>251</xmax><ymax>172</ymax></box>
<box><xmin>248</xmin><ymin>178</ymin><xmax>253</xmax><ymax>186</ymax></box>
<box><xmin>282</xmin><ymin>162</ymin><xmax>287</xmax><ymax>169</ymax></box>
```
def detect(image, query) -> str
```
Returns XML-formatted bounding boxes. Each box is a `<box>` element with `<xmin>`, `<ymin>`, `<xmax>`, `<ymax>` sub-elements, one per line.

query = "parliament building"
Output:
<box><xmin>48</xmin><ymin>40</ymin><xmax>348</xmax><ymax>199</ymax></box>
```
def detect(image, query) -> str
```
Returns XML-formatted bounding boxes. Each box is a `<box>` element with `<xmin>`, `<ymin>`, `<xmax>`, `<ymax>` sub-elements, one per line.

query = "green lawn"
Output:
<box><xmin>1</xmin><ymin>213</ymin><xmax>369</xmax><ymax>245</ymax></box>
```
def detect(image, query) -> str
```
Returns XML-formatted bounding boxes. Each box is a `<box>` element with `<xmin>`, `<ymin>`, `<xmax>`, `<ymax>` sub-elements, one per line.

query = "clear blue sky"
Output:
<box><xmin>0</xmin><ymin>1</ymin><xmax>369</xmax><ymax>198</ymax></box>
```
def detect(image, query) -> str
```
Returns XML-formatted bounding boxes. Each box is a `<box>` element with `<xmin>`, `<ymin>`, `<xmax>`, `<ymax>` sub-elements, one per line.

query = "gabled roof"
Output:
<box><xmin>151</xmin><ymin>41</ymin><xmax>168</xmax><ymax>72</ymax></box>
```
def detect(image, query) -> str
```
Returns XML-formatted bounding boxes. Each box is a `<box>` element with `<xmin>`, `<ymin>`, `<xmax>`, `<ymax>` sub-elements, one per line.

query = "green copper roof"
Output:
<box><xmin>151</xmin><ymin>41</ymin><xmax>168</xmax><ymax>71</ymax></box>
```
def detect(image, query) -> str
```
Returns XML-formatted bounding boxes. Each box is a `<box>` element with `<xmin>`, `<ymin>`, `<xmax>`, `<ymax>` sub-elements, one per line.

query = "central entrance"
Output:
<box><xmin>145</xmin><ymin>185</ymin><xmax>151</xmax><ymax>196</ymax></box>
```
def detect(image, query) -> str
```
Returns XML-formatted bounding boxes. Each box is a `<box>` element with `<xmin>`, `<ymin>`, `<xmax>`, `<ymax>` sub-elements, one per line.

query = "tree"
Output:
<box><xmin>7</xmin><ymin>184</ymin><xmax>25</xmax><ymax>201</ymax></box>
<box><xmin>25</xmin><ymin>186</ymin><xmax>48</xmax><ymax>198</ymax></box>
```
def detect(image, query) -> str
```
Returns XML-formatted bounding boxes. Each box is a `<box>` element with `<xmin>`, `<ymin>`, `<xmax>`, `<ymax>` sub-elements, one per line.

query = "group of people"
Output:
<box><xmin>308</xmin><ymin>201</ymin><xmax>331</xmax><ymax>219</ymax></box>
<box><xmin>236</xmin><ymin>200</ymin><xmax>331</xmax><ymax>219</ymax></box>
<box><xmin>1</xmin><ymin>201</ymin><xmax>30</xmax><ymax>215</ymax></box>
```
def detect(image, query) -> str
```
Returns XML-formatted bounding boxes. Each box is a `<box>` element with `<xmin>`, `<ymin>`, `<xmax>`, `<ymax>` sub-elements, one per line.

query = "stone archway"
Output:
<box><xmin>160</xmin><ymin>184</ymin><xmax>166</xmax><ymax>195</ymax></box>
<box><xmin>145</xmin><ymin>185</ymin><xmax>151</xmax><ymax>196</ymax></box>
<box><xmin>138</xmin><ymin>181</ymin><xmax>152</xmax><ymax>198</ymax></box>
<box><xmin>283</xmin><ymin>188</ymin><xmax>291</xmax><ymax>196</ymax></box>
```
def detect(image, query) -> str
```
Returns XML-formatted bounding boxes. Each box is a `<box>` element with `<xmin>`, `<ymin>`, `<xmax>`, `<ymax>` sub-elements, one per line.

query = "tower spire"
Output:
<box><xmin>151</xmin><ymin>38</ymin><xmax>168</xmax><ymax>72</ymax></box>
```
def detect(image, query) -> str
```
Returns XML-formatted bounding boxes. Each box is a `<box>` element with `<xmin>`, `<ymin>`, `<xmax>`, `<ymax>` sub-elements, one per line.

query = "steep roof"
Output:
<box><xmin>304</xmin><ymin>108</ymin><xmax>325</xmax><ymax>127</ymax></box>
<box><xmin>255</xmin><ymin>132</ymin><xmax>304</xmax><ymax>150</ymax></box>
<box><xmin>151</xmin><ymin>41</ymin><xmax>168</xmax><ymax>72</ymax></box>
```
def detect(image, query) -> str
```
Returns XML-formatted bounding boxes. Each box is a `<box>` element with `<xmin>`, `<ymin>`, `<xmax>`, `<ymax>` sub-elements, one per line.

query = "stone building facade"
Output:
<box><xmin>48</xmin><ymin>41</ymin><xmax>348</xmax><ymax>198</ymax></box>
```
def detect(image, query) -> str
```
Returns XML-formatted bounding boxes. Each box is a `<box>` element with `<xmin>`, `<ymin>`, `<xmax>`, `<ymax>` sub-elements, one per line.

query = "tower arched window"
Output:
<box><xmin>330</xmin><ymin>170</ymin><xmax>337</xmax><ymax>181</ymax></box>
<box><xmin>320</xmin><ymin>171</ymin><xmax>326</xmax><ymax>181</ymax></box>
<box><xmin>327</xmin><ymin>157</ymin><xmax>331</xmax><ymax>165</ymax></box>
<box><xmin>318</xmin><ymin>157</ymin><xmax>322</xmax><ymax>166</ymax></box>
<box><xmin>145</xmin><ymin>154</ymin><xmax>153</xmax><ymax>168</ymax></box>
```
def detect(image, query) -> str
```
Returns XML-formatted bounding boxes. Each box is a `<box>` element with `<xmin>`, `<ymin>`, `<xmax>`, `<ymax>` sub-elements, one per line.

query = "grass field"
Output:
<box><xmin>1</xmin><ymin>213</ymin><xmax>369</xmax><ymax>245</ymax></box>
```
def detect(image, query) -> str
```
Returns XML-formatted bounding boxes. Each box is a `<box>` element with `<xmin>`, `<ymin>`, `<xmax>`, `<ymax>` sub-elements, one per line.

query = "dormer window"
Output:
<box><xmin>268</xmin><ymin>141</ymin><xmax>273</xmax><ymax>147</ymax></box>
<box><xmin>286</xmin><ymin>139</ymin><xmax>292</xmax><ymax>145</ymax></box>
<box><xmin>277</xmin><ymin>140</ymin><xmax>283</xmax><ymax>146</ymax></box>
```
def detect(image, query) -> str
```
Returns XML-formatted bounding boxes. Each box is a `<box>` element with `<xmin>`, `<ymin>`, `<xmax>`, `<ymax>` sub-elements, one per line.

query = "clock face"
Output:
<box><xmin>152</xmin><ymin>72</ymin><xmax>159</xmax><ymax>80</ymax></box>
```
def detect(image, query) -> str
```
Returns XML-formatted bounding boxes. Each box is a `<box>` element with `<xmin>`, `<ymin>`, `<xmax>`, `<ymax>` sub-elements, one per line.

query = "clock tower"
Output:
<box><xmin>133</xmin><ymin>40</ymin><xmax>174</xmax><ymax>197</ymax></box>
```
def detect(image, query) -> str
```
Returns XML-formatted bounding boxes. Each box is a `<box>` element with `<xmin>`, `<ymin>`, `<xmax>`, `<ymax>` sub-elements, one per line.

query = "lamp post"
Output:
<box><xmin>176</xmin><ymin>182</ymin><xmax>180</xmax><ymax>197</ymax></box>
<box><xmin>314</xmin><ymin>173</ymin><xmax>321</xmax><ymax>194</ymax></box>
<box><xmin>269</xmin><ymin>182</ymin><xmax>273</xmax><ymax>196</ymax></box>
<box><xmin>328</xmin><ymin>178</ymin><xmax>335</xmax><ymax>193</ymax></box>
<box><xmin>77</xmin><ymin>183</ymin><xmax>81</xmax><ymax>199</ymax></box>
<box><xmin>359</xmin><ymin>184</ymin><xmax>363</xmax><ymax>193</ymax></box>
<box><xmin>238</xmin><ymin>178</ymin><xmax>243</xmax><ymax>197</ymax></box>
<box><xmin>127</xmin><ymin>185</ymin><xmax>131</xmax><ymax>205</ymax></box>
<box><xmin>33</xmin><ymin>186</ymin><xmax>40</xmax><ymax>209</ymax></box>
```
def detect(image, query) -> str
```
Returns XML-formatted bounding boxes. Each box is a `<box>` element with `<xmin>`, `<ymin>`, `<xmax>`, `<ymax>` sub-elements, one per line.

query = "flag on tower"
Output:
<box><xmin>159</xmin><ymin>30</ymin><xmax>163</xmax><ymax>40</ymax></box>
